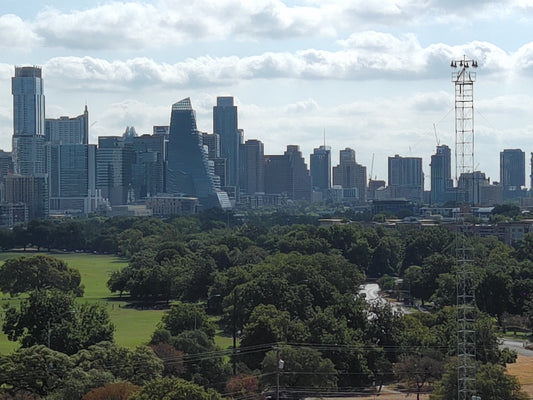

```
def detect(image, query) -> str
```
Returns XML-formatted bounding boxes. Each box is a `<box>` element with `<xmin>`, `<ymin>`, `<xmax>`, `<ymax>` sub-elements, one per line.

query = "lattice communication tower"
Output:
<box><xmin>451</xmin><ymin>55</ymin><xmax>478</xmax><ymax>400</ymax></box>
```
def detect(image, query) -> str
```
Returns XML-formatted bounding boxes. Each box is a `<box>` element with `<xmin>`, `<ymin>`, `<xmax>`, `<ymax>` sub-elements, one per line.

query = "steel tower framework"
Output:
<box><xmin>451</xmin><ymin>55</ymin><xmax>478</xmax><ymax>400</ymax></box>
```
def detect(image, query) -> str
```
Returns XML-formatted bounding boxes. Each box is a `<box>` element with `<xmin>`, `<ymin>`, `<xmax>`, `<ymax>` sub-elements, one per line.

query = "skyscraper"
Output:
<box><xmin>12</xmin><ymin>66</ymin><xmax>46</xmax><ymax>176</ymax></box>
<box><xmin>388</xmin><ymin>154</ymin><xmax>423</xmax><ymax>202</ymax></box>
<box><xmin>240</xmin><ymin>139</ymin><xmax>265</xmax><ymax>194</ymax></box>
<box><xmin>430</xmin><ymin>144</ymin><xmax>453</xmax><ymax>204</ymax></box>
<box><xmin>310</xmin><ymin>145</ymin><xmax>331</xmax><ymax>191</ymax></box>
<box><xmin>500</xmin><ymin>149</ymin><xmax>525</xmax><ymax>197</ymax></box>
<box><xmin>167</xmin><ymin>98</ymin><xmax>230</xmax><ymax>209</ymax></box>
<box><xmin>264</xmin><ymin>145</ymin><xmax>311</xmax><ymax>201</ymax></box>
<box><xmin>96</xmin><ymin>136</ymin><xmax>135</xmax><ymax>206</ymax></box>
<box><xmin>213</xmin><ymin>97</ymin><xmax>241</xmax><ymax>190</ymax></box>
<box><xmin>45</xmin><ymin>105</ymin><xmax>89</xmax><ymax>145</ymax></box>
<box><xmin>332</xmin><ymin>148</ymin><xmax>367</xmax><ymax>202</ymax></box>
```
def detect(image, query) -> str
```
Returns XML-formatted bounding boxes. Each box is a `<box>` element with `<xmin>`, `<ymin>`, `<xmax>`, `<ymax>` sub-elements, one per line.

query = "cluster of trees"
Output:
<box><xmin>0</xmin><ymin>211</ymin><xmax>532</xmax><ymax>399</ymax></box>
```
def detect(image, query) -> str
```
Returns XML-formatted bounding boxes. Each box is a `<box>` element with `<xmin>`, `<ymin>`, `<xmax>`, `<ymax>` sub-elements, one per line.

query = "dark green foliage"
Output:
<box><xmin>2</xmin><ymin>290</ymin><xmax>114</xmax><ymax>354</ymax></box>
<box><xmin>0</xmin><ymin>255</ymin><xmax>84</xmax><ymax>296</ymax></box>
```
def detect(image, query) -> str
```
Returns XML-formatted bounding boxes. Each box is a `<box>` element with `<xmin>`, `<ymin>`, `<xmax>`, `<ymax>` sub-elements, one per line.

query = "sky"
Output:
<box><xmin>1</xmin><ymin>0</ymin><xmax>533</xmax><ymax>188</ymax></box>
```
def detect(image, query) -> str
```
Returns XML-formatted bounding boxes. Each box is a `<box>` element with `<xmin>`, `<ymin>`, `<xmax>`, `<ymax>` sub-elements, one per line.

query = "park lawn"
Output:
<box><xmin>0</xmin><ymin>251</ymin><xmax>165</xmax><ymax>353</ymax></box>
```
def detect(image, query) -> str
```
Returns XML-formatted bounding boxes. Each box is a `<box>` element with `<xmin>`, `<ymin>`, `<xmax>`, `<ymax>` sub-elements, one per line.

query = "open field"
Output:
<box><xmin>0</xmin><ymin>251</ymin><xmax>164</xmax><ymax>353</ymax></box>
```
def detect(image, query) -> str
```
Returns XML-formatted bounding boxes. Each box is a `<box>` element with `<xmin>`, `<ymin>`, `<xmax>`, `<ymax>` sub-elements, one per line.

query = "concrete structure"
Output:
<box><xmin>430</xmin><ymin>144</ymin><xmax>454</xmax><ymax>205</ymax></box>
<box><xmin>146</xmin><ymin>195</ymin><xmax>199</xmax><ymax>216</ymax></box>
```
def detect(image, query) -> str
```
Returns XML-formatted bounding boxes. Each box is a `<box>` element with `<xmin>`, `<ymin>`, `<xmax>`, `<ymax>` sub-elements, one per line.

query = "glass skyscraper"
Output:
<box><xmin>12</xmin><ymin>66</ymin><xmax>46</xmax><ymax>175</ymax></box>
<box><xmin>213</xmin><ymin>97</ymin><xmax>241</xmax><ymax>190</ymax></box>
<box><xmin>167</xmin><ymin>98</ymin><xmax>229</xmax><ymax>209</ymax></box>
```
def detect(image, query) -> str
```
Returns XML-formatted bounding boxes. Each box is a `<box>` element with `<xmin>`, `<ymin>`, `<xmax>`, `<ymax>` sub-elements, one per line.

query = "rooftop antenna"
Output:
<box><xmin>323</xmin><ymin>128</ymin><xmax>326</xmax><ymax>147</ymax></box>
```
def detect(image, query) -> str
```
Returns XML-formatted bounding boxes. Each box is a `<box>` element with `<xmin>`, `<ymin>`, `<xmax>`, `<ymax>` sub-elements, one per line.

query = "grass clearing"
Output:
<box><xmin>0</xmin><ymin>251</ymin><xmax>164</xmax><ymax>353</ymax></box>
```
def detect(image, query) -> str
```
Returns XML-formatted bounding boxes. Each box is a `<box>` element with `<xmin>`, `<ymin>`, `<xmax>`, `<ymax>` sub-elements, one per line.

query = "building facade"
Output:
<box><xmin>388</xmin><ymin>154</ymin><xmax>423</xmax><ymax>202</ymax></box>
<box><xmin>167</xmin><ymin>98</ymin><xmax>229</xmax><ymax>209</ymax></box>
<box><xmin>430</xmin><ymin>145</ymin><xmax>454</xmax><ymax>205</ymax></box>
<box><xmin>12</xmin><ymin>66</ymin><xmax>46</xmax><ymax>176</ymax></box>
<box><xmin>240</xmin><ymin>139</ymin><xmax>265</xmax><ymax>195</ymax></box>
<box><xmin>332</xmin><ymin>148</ymin><xmax>367</xmax><ymax>202</ymax></box>
<box><xmin>264</xmin><ymin>145</ymin><xmax>312</xmax><ymax>201</ymax></box>
<box><xmin>310</xmin><ymin>145</ymin><xmax>331</xmax><ymax>191</ymax></box>
<box><xmin>213</xmin><ymin>97</ymin><xmax>241</xmax><ymax>190</ymax></box>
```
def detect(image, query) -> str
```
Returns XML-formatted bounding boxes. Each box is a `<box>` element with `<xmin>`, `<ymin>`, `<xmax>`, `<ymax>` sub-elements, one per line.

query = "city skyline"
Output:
<box><xmin>1</xmin><ymin>1</ymin><xmax>533</xmax><ymax>186</ymax></box>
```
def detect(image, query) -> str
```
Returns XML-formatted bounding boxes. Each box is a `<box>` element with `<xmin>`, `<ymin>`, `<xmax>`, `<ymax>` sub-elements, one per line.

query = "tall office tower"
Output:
<box><xmin>310</xmin><ymin>145</ymin><xmax>331</xmax><ymax>191</ymax></box>
<box><xmin>167</xmin><ymin>98</ymin><xmax>230</xmax><ymax>209</ymax></box>
<box><xmin>5</xmin><ymin>174</ymin><xmax>48</xmax><ymax>220</ymax></box>
<box><xmin>47</xmin><ymin>144</ymin><xmax>97</xmax><ymax>214</ymax></box>
<box><xmin>96</xmin><ymin>136</ymin><xmax>135</xmax><ymax>206</ymax></box>
<box><xmin>264</xmin><ymin>145</ymin><xmax>312</xmax><ymax>201</ymax></box>
<box><xmin>458</xmin><ymin>171</ymin><xmax>489</xmax><ymax>205</ymax></box>
<box><xmin>213</xmin><ymin>97</ymin><xmax>241</xmax><ymax>190</ymax></box>
<box><xmin>240</xmin><ymin>139</ymin><xmax>265</xmax><ymax>194</ymax></box>
<box><xmin>500</xmin><ymin>149</ymin><xmax>525</xmax><ymax>199</ymax></box>
<box><xmin>12</xmin><ymin>66</ymin><xmax>46</xmax><ymax>175</ymax></box>
<box><xmin>131</xmin><ymin>134</ymin><xmax>166</xmax><ymax>200</ymax></box>
<box><xmin>387</xmin><ymin>154</ymin><xmax>424</xmax><ymax>202</ymax></box>
<box><xmin>332</xmin><ymin>148</ymin><xmax>367</xmax><ymax>202</ymax></box>
<box><xmin>45</xmin><ymin>106</ymin><xmax>89</xmax><ymax>144</ymax></box>
<box><xmin>430</xmin><ymin>144</ymin><xmax>454</xmax><ymax>205</ymax></box>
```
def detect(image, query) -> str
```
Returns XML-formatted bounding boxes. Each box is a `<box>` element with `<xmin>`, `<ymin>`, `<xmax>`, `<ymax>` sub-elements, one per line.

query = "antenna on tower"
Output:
<box><xmin>433</xmin><ymin>123</ymin><xmax>440</xmax><ymax>146</ymax></box>
<box><xmin>323</xmin><ymin>128</ymin><xmax>326</xmax><ymax>147</ymax></box>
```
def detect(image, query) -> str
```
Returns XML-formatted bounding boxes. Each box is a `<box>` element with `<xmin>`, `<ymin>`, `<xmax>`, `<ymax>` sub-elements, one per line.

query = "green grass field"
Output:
<box><xmin>0</xmin><ymin>251</ymin><xmax>165</xmax><ymax>354</ymax></box>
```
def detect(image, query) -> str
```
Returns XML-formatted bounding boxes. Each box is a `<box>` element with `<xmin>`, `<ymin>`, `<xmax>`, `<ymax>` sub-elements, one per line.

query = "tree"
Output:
<box><xmin>261</xmin><ymin>345</ymin><xmax>337</xmax><ymax>391</ymax></box>
<box><xmin>225</xmin><ymin>374</ymin><xmax>261</xmax><ymax>400</ymax></box>
<box><xmin>431</xmin><ymin>358</ymin><xmax>528</xmax><ymax>400</ymax></box>
<box><xmin>161</xmin><ymin>301</ymin><xmax>216</xmax><ymax>339</ymax></box>
<box><xmin>82</xmin><ymin>382</ymin><xmax>140</xmax><ymax>400</ymax></box>
<box><xmin>0</xmin><ymin>345</ymin><xmax>73</xmax><ymax>397</ymax></box>
<box><xmin>73</xmin><ymin>341</ymin><xmax>163</xmax><ymax>386</ymax></box>
<box><xmin>130</xmin><ymin>377</ymin><xmax>222</xmax><ymax>400</ymax></box>
<box><xmin>394</xmin><ymin>355</ymin><xmax>444</xmax><ymax>400</ymax></box>
<box><xmin>0</xmin><ymin>255</ymin><xmax>84</xmax><ymax>296</ymax></box>
<box><xmin>2</xmin><ymin>290</ymin><xmax>114</xmax><ymax>354</ymax></box>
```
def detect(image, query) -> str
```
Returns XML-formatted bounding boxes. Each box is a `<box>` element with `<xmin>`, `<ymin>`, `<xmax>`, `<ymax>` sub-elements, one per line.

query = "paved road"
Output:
<box><xmin>358</xmin><ymin>283</ymin><xmax>404</xmax><ymax>313</ymax></box>
<box><xmin>500</xmin><ymin>338</ymin><xmax>533</xmax><ymax>357</ymax></box>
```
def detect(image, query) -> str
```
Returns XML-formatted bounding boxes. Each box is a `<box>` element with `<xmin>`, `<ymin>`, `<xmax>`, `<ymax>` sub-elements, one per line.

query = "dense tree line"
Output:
<box><xmin>0</xmin><ymin>210</ymin><xmax>532</xmax><ymax>399</ymax></box>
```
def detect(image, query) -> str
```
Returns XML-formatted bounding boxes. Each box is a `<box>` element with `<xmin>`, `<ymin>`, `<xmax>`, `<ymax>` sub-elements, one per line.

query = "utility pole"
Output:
<box><xmin>232</xmin><ymin>287</ymin><xmax>238</xmax><ymax>375</ymax></box>
<box><xmin>276</xmin><ymin>347</ymin><xmax>280</xmax><ymax>400</ymax></box>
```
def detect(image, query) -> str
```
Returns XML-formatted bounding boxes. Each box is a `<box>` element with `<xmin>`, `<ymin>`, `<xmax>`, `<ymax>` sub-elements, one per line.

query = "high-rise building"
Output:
<box><xmin>264</xmin><ymin>145</ymin><xmax>311</xmax><ymax>201</ymax></box>
<box><xmin>430</xmin><ymin>145</ymin><xmax>454</xmax><ymax>205</ymax></box>
<box><xmin>12</xmin><ymin>66</ymin><xmax>46</xmax><ymax>176</ymax></box>
<box><xmin>45</xmin><ymin>106</ymin><xmax>89</xmax><ymax>145</ymax></box>
<box><xmin>48</xmin><ymin>144</ymin><xmax>98</xmax><ymax>214</ymax></box>
<box><xmin>310</xmin><ymin>145</ymin><xmax>331</xmax><ymax>191</ymax></box>
<box><xmin>167</xmin><ymin>98</ymin><xmax>230</xmax><ymax>209</ymax></box>
<box><xmin>388</xmin><ymin>154</ymin><xmax>424</xmax><ymax>202</ymax></box>
<box><xmin>500</xmin><ymin>149</ymin><xmax>525</xmax><ymax>199</ymax></box>
<box><xmin>5</xmin><ymin>174</ymin><xmax>48</xmax><ymax>220</ymax></box>
<box><xmin>96</xmin><ymin>136</ymin><xmax>135</xmax><ymax>206</ymax></box>
<box><xmin>240</xmin><ymin>139</ymin><xmax>265</xmax><ymax>194</ymax></box>
<box><xmin>332</xmin><ymin>148</ymin><xmax>367</xmax><ymax>202</ymax></box>
<box><xmin>130</xmin><ymin>133</ymin><xmax>166</xmax><ymax>200</ymax></box>
<box><xmin>213</xmin><ymin>97</ymin><xmax>241</xmax><ymax>190</ymax></box>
